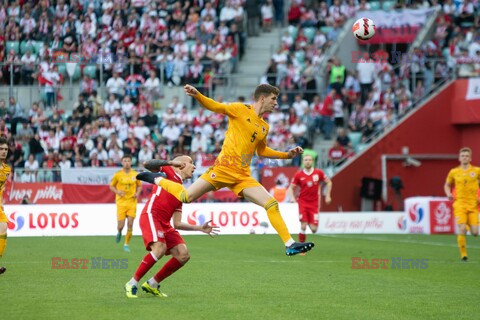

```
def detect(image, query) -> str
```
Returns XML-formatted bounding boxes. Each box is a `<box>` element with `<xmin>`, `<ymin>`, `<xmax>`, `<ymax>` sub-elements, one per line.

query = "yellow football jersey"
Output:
<box><xmin>215</xmin><ymin>102</ymin><xmax>270</xmax><ymax>173</ymax></box>
<box><xmin>0</xmin><ymin>162</ymin><xmax>11</xmax><ymax>207</ymax></box>
<box><xmin>110</xmin><ymin>169</ymin><xmax>141</xmax><ymax>204</ymax></box>
<box><xmin>446</xmin><ymin>165</ymin><xmax>480</xmax><ymax>205</ymax></box>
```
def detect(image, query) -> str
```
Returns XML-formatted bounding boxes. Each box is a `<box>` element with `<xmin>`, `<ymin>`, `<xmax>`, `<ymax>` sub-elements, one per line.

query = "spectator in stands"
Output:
<box><xmin>8</xmin><ymin>96</ymin><xmax>26</xmax><ymax>136</ymax></box>
<box><xmin>319</xmin><ymin>90</ymin><xmax>336</xmax><ymax>140</ymax></box>
<box><xmin>21</xmin><ymin>50</ymin><xmax>37</xmax><ymax>85</ymax></box>
<box><xmin>191</xmin><ymin>131</ymin><xmax>208</xmax><ymax>153</ymax></box>
<box><xmin>109</xmin><ymin>144</ymin><xmax>125</xmax><ymax>166</ymax></box>
<box><xmin>37</xmin><ymin>161</ymin><xmax>54</xmax><ymax>182</ymax></box>
<box><xmin>328</xmin><ymin>140</ymin><xmax>348</xmax><ymax>167</ymax></box>
<box><xmin>348</xmin><ymin>103</ymin><xmax>368</xmax><ymax>133</ymax></box>
<box><xmin>58</xmin><ymin>154</ymin><xmax>71</xmax><ymax>170</ymax></box>
<box><xmin>22</xmin><ymin>154</ymin><xmax>39</xmax><ymax>182</ymax></box>
<box><xmin>361</xmin><ymin>119</ymin><xmax>376</xmax><ymax>143</ymax></box>
<box><xmin>336</xmin><ymin>128</ymin><xmax>352</xmax><ymax>150</ymax></box>
<box><xmin>162</xmin><ymin>119</ymin><xmax>181</xmax><ymax>147</ymax></box>
<box><xmin>88</xmin><ymin>151</ymin><xmax>103</xmax><ymax>167</ymax></box>
<box><xmin>356</xmin><ymin>58</ymin><xmax>376</xmax><ymax>104</ymax></box>
<box><xmin>106</xmin><ymin>72</ymin><xmax>126</xmax><ymax>100</ymax></box>
<box><xmin>16</xmin><ymin>122</ymin><xmax>34</xmax><ymax>143</ymax></box>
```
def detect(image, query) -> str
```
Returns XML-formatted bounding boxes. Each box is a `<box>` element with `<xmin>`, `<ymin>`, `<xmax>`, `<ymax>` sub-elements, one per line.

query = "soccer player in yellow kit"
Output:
<box><xmin>110</xmin><ymin>155</ymin><xmax>142</xmax><ymax>252</ymax></box>
<box><xmin>0</xmin><ymin>137</ymin><xmax>11</xmax><ymax>274</ymax></box>
<box><xmin>138</xmin><ymin>84</ymin><xmax>314</xmax><ymax>256</ymax></box>
<box><xmin>444</xmin><ymin>147</ymin><xmax>480</xmax><ymax>261</ymax></box>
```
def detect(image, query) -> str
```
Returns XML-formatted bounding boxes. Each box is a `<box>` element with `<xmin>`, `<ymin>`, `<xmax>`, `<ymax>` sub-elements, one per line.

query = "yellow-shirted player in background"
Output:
<box><xmin>110</xmin><ymin>154</ymin><xmax>141</xmax><ymax>252</ymax></box>
<box><xmin>444</xmin><ymin>147</ymin><xmax>480</xmax><ymax>261</ymax></box>
<box><xmin>0</xmin><ymin>137</ymin><xmax>11</xmax><ymax>274</ymax></box>
<box><xmin>138</xmin><ymin>84</ymin><xmax>314</xmax><ymax>256</ymax></box>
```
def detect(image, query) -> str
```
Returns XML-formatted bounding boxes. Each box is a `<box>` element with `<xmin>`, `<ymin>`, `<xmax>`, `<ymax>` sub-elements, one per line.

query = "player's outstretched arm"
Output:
<box><xmin>172</xmin><ymin>211</ymin><xmax>220</xmax><ymax>237</ymax></box>
<box><xmin>257</xmin><ymin>140</ymin><xmax>304</xmax><ymax>159</ymax></box>
<box><xmin>184</xmin><ymin>84</ymin><xmax>230</xmax><ymax>115</ymax></box>
<box><xmin>144</xmin><ymin>159</ymin><xmax>186</xmax><ymax>172</ymax></box>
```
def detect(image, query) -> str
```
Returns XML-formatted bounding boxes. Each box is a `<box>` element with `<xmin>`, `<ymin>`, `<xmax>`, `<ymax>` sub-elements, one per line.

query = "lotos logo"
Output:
<box><xmin>409</xmin><ymin>203</ymin><xmax>424</xmax><ymax>224</ymax></box>
<box><xmin>434</xmin><ymin>202</ymin><xmax>451</xmax><ymax>225</ymax></box>
<box><xmin>397</xmin><ymin>216</ymin><xmax>407</xmax><ymax>231</ymax></box>
<box><xmin>187</xmin><ymin>210</ymin><xmax>206</xmax><ymax>226</ymax></box>
<box><xmin>7</xmin><ymin>212</ymin><xmax>25</xmax><ymax>231</ymax></box>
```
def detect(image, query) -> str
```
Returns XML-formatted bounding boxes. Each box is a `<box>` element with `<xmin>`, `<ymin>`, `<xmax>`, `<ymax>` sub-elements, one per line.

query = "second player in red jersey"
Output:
<box><xmin>124</xmin><ymin>156</ymin><xmax>218</xmax><ymax>299</ymax></box>
<box><xmin>287</xmin><ymin>155</ymin><xmax>332</xmax><ymax>243</ymax></box>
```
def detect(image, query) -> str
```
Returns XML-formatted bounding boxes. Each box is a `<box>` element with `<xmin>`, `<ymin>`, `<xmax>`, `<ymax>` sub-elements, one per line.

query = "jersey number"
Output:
<box><xmin>250</xmin><ymin>132</ymin><xmax>257</xmax><ymax>143</ymax></box>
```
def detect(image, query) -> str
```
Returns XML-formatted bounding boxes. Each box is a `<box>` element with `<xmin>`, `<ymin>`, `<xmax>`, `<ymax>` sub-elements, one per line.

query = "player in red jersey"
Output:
<box><xmin>124</xmin><ymin>156</ymin><xmax>219</xmax><ymax>298</ymax></box>
<box><xmin>287</xmin><ymin>155</ymin><xmax>332</xmax><ymax>243</ymax></box>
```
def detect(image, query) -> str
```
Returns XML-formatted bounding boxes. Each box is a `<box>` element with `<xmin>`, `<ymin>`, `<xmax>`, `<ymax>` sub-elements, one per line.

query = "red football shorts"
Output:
<box><xmin>298</xmin><ymin>204</ymin><xmax>319</xmax><ymax>225</ymax></box>
<box><xmin>139</xmin><ymin>213</ymin><xmax>185</xmax><ymax>255</ymax></box>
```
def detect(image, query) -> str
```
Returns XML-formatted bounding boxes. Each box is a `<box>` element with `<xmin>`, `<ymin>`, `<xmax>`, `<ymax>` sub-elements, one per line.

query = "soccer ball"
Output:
<box><xmin>352</xmin><ymin>18</ymin><xmax>376</xmax><ymax>40</ymax></box>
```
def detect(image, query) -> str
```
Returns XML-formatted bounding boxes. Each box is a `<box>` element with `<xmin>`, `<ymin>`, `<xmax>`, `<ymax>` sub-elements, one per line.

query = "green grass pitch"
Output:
<box><xmin>1</xmin><ymin>234</ymin><xmax>479</xmax><ymax>320</ymax></box>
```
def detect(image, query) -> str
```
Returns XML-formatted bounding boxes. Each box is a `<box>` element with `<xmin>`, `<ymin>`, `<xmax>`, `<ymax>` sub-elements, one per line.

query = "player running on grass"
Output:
<box><xmin>287</xmin><ymin>154</ymin><xmax>332</xmax><ymax>244</ymax></box>
<box><xmin>125</xmin><ymin>156</ymin><xmax>219</xmax><ymax>298</ymax></box>
<box><xmin>0</xmin><ymin>137</ymin><xmax>11</xmax><ymax>275</ymax></box>
<box><xmin>444</xmin><ymin>147</ymin><xmax>480</xmax><ymax>261</ymax></box>
<box><xmin>109</xmin><ymin>155</ymin><xmax>142</xmax><ymax>252</ymax></box>
<box><xmin>137</xmin><ymin>83</ymin><xmax>314</xmax><ymax>256</ymax></box>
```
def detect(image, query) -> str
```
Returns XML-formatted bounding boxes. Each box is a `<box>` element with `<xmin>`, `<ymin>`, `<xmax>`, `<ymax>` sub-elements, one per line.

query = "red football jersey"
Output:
<box><xmin>291</xmin><ymin>169</ymin><xmax>327</xmax><ymax>206</ymax></box>
<box><xmin>141</xmin><ymin>166</ymin><xmax>183</xmax><ymax>232</ymax></box>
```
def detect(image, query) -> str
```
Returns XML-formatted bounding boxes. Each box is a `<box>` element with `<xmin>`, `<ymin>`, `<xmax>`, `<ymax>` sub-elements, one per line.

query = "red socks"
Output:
<box><xmin>134</xmin><ymin>252</ymin><xmax>157</xmax><ymax>281</ymax></box>
<box><xmin>298</xmin><ymin>233</ymin><xmax>306</xmax><ymax>242</ymax></box>
<box><xmin>153</xmin><ymin>258</ymin><xmax>184</xmax><ymax>283</ymax></box>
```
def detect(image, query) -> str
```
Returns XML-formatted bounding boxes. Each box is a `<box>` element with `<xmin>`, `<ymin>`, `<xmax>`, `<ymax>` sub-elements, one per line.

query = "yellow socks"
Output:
<box><xmin>457</xmin><ymin>235</ymin><xmax>467</xmax><ymax>258</ymax></box>
<box><xmin>158</xmin><ymin>178</ymin><xmax>190</xmax><ymax>203</ymax></box>
<box><xmin>125</xmin><ymin>229</ymin><xmax>133</xmax><ymax>246</ymax></box>
<box><xmin>264</xmin><ymin>198</ymin><xmax>293</xmax><ymax>245</ymax></box>
<box><xmin>0</xmin><ymin>233</ymin><xmax>6</xmax><ymax>257</ymax></box>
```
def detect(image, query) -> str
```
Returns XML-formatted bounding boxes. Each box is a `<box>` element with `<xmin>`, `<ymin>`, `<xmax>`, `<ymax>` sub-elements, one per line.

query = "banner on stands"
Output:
<box><xmin>429</xmin><ymin>200</ymin><xmax>455</xmax><ymax>234</ymax></box>
<box><xmin>5</xmin><ymin>183</ymin><xmax>63</xmax><ymax>204</ymax></box>
<box><xmin>466</xmin><ymin>78</ymin><xmax>480</xmax><ymax>101</ymax></box>
<box><xmin>3</xmin><ymin>203</ymin><xmax>301</xmax><ymax>237</ymax></box>
<box><xmin>61</xmin><ymin>168</ymin><xmax>118</xmax><ymax>184</ymax></box>
<box><xmin>3</xmin><ymin>203</ymin><xmax>417</xmax><ymax>237</ymax></box>
<box><xmin>260</xmin><ymin>167</ymin><xmax>298</xmax><ymax>191</ymax></box>
<box><xmin>404</xmin><ymin>197</ymin><xmax>431</xmax><ymax>234</ymax></box>
<box><xmin>355</xmin><ymin>9</ymin><xmax>435</xmax><ymax>44</ymax></box>
<box><xmin>317</xmin><ymin>212</ymin><xmax>407</xmax><ymax>234</ymax></box>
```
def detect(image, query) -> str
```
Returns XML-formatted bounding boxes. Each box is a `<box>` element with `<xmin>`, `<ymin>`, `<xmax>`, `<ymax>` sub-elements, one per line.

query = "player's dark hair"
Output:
<box><xmin>0</xmin><ymin>136</ymin><xmax>7</xmax><ymax>145</ymax></box>
<box><xmin>460</xmin><ymin>147</ymin><xmax>472</xmax><ymax>155</ymax></box>
<box><xmin>254</xmin><ymin>84</ymin><xmax>280</xmax><ymax>101</ymax></box>
<box><xmin>122</xmin><ymin>154</ymin><xmax>132</xmax><ymax>160</ymax></box>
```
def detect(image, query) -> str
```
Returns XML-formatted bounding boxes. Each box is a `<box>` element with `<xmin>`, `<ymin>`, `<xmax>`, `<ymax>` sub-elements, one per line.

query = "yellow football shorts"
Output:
<box><xmin>0</xmin><ymin>210</ymin><xmax>8</xmax><ymax>223</ymax></box>
<box><xmin>453</xmin><ymin>202</ymin><xmax>479</xmax><ymax>226</ymax></box>
<box><xmin>117</xmin><ymin>202</ymin><xmax>137</xmax><ymax>221</ymax></box>
<box><xmin>200</xmin><ymin>165</ymin><xmax>263</xmax><ymax>197</ymax></box>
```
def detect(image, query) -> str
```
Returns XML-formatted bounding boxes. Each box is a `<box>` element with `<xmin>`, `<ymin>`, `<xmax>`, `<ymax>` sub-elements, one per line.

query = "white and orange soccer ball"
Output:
<box><xmin>352</xmin><ymin>18</ymin><xmax>376</xmax><ymax>41</ymax></box>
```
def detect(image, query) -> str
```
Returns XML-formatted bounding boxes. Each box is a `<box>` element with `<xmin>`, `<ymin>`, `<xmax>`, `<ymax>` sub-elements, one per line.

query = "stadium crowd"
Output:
<box><xmin>1</xmin><ymin>0</ymin><xmax>480</xmax><ymax>182</ymax></box>
<box><xmin>263</xmin><ymin>0</ymin><xmax>479</xmax><ymax>169</ymax></box>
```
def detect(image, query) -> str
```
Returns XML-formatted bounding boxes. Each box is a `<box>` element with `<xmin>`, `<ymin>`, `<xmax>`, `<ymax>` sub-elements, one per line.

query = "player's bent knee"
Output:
<box><xmin>150</xmin><ymin>242</ymin><xmax>166</xmax><ymax>259</ymax></box>
<box><xmin>177</xmin><ymin>252</ymin><xmax>190</xmax><ymax>264</ymax></box>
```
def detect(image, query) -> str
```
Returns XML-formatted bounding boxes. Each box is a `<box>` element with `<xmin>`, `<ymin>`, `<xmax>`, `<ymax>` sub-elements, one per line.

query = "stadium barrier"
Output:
<box><xmin>4</xmin><ymin>197</ymin><xmax>463</xmax><ymax>237</ymax></box>
<box><xmin>5</xmin><ymin>202</ymin><xmax>409</xmax><ymax>237</ymax></box>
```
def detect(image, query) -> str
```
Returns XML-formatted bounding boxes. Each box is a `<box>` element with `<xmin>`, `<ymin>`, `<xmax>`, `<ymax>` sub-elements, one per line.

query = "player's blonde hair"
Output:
<box><xmin>459</xmin><ymin>147</ymin><xmax>472</xmax><ymax>155</ymax></box>
<box><xmin>254</xmin><ymin>84</ymin><xmax>280</xmax><ymax>101</ymax></box>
